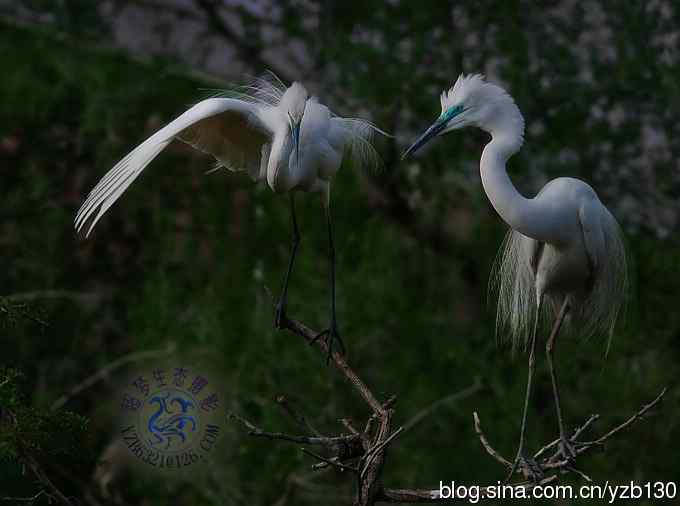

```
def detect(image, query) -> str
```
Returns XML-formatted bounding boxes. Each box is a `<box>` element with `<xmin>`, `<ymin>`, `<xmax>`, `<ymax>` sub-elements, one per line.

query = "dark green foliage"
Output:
<box><xmin>1</xmin><ymin>3</ymin><xmax>679</xmax><ymax>504</ymax></box>
<box><xmin>0</xmin><ymin>367</ymin><xmax>90</xmax><ymax>495</ymax></box>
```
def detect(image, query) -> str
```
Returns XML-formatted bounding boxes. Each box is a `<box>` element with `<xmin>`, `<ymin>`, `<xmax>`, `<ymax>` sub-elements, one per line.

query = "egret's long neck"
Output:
<box><xmin>479</xmin><ymin>100</ymin><xmax>549</xmax><ymax>242</ymax></box>
<box><xmin>267</xmin><ymin>128</ymin><xmax>293</xmax><ymax>191</ymax></box>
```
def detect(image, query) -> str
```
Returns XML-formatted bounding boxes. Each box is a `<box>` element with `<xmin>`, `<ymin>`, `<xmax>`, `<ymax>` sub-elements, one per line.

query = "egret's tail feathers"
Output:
<box><xmin>492</xmin><ymin>221</ymin><xmax>628</xmax><ymax>352</ymax></box>
<box><xmin>74</xmin><ymin>136</ymin><xmax>171</xmax><ymax>237</ymax></box>
<box><xmin>586</xmin><ymin>209</ymin><xmax>629</xmax><ymax>355</ymax></box>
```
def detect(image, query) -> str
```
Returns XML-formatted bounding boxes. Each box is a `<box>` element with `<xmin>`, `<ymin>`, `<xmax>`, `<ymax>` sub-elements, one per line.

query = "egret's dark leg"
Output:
<box><xmin>546</xmin><ymin>299</ymin><xmax>574</xmax><ymax>460</ymax></box>
<box><xmin>311</xmin><ymin>199</ymin><xmax>345</xmax><ymax>363</ymax></box>
<box><xmin>274</xmin><ymin>194</ymin><xmax>300</xmax><ymax>329</ymax></box>
<box><xmin>507</xmin><ymin>299</ymin><xmax>543</xmax><ymax>482</ymax></box>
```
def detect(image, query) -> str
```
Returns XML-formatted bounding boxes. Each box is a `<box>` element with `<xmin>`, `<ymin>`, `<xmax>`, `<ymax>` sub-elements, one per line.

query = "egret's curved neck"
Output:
<box><xmin>479</xmin><ymin>100</ymin><xmax>550</xmax><ymax>242</ymax></box>
<box><xmin>267</xmin><ymin>127</ymin><xmax>294</xmax><ymax>191</ymax></box>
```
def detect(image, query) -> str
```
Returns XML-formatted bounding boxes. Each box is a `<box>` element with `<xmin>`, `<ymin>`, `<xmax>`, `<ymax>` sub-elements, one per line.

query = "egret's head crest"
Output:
<box><xmin>440</xmin><ymin>73</ymin><xmax>488</xmax><ymax>113</ymax></box>
<box><xmin>403</xmin><ymin>73</ymin><xmax>524</xmax><ymax>158</ymax></box>
<box><xmin>281</xmin><ymin>82</ymin><xmax>309</xmax><ymax>122</ymax></box>
<box><xmin>439</xmin><ymin>74</ymin><xmax>522</xmax><ymax>133</ymax></box>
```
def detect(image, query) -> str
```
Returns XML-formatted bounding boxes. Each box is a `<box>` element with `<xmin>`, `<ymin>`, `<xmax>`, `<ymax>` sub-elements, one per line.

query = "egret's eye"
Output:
<box><xmin>440</xmin><ymin>104</ymin><xmax>465</xmax><ymax>121</ymax></box>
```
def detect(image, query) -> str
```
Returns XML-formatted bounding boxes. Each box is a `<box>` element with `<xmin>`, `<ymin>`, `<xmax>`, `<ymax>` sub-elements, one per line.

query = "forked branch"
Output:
<box><xmin>232</xmin><ymin>312</ymin><xmax>664</xmax><ymax>504</ymax></box>
<box><xmin>474</xmin><ymin>387</ymin><xmax>667</xmax><ymax>483</ymax></box>
<box><xmin>231</xmin><ymin>314</ymin><xmax>482</xmax><ymax>506</ymax></box>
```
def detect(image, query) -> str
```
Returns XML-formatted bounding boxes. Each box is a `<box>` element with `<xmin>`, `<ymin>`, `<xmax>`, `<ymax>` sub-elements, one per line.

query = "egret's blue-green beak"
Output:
<box><xmin>402</xmin><ymin>118</ymin><xmax>448</xmax><ymax>159</ymax></box>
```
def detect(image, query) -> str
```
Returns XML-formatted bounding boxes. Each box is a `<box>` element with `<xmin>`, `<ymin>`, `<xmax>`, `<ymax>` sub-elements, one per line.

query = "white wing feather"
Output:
<box><xmin>75</xmin><ymin>98</ymin><xmax>272</xmax><ymax>236</ymax></box>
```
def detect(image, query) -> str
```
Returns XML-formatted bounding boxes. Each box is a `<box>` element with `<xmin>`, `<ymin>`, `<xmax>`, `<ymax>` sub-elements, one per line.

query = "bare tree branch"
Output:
<box><xmin>474</xmin><ymin>387</ymin><xmax>667</xmax><ymax>482</ymax></box>
<box><xmin>2</xmin><ymin>290</ymin><xmax>100</xmax><ymax>305</ymax></box>
<box><xmin>402</xmin><ymin>378</ymin><xmax>483</xmax><ymax>433</ymax></box>
<box><xmin>230</xmin><ymin>412</ymin><xmax>358</xmax><ymax>447</ymax></box>
<box><xmin>301</xmin><ymin>448</ymin><xmax>358</xmax><ymax>474</ymax></box>
<box><xmin>234</xmin><ymin>313</ymin><xmax>489</xmax><ymax>505</ymax></box>
<box><xmin>50</xmin><ymin>342</ymin><xmax>176</xmax><ymax>411</ymax></box>
<box><xmin>533</xmin><ymin>413</ymin><xmax>600</xmax><ymax>460</ymax></box>
<box><xmin>234</xmin><ymin>309</ymin><xmax>667</xmax><ymax>504</ymax></box>
<box><xmin>472</xmin><ymin>412</ymin><xmax>512</xmax><ymax>468</ymax></box>
<box><xmin>276</xmin><ymin>394</ymin><xmax>323</xmax><ymax>437</ymax></box>
<box><xmin>18</xmin><ymin>450</ymin><xmax>74</xmax><ymax>506</ymax></box>
<box><xmin>278</xmin><ymin>316</ymin><xmax>386</xmax><ymax>417</ymax></box>
<box><xmin>0</xmin><ymin>490</ymin><xmax>46</xmax><ymax>503</ymax></box>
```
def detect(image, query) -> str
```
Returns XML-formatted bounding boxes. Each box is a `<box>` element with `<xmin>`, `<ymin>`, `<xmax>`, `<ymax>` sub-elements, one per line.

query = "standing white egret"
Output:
<box><xmin>403</xmin><ymin>74</ymin><xmax>627</xmax><ymax>478</ymax></box>
<box><xmin>75</xmin><ymin>74</ymin><xmax>385</xmax><ymax>359</ymax></box>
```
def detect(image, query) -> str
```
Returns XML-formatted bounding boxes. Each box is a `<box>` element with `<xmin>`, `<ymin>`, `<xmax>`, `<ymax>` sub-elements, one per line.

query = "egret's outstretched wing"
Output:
<box><xmin>328</xmin><ymin>117</ymin><xmax>389</xmax><ymax>173</ymax></box>
<box><xmin>75</xmin><ymin>98</ymin><xmax>272</xmax><ymax>237</ymax></box>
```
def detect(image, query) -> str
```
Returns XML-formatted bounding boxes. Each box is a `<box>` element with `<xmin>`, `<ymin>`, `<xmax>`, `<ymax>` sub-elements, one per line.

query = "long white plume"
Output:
<box><xmin>492</xmin><ymin>210</ymin><xmax>628</xmax><ymax>352</ymax></box>
<box><xmin>330</xmin><ymin>117</ymin><xmax>389</xmax><ymax>173</ymax></box>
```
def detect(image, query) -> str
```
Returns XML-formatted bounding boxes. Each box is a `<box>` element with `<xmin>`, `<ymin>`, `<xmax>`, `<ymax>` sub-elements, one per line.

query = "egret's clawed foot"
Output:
<box><xmin>274</xmin><ymin>302</ymin><xmax>287</xmax><ymax>330</ymax></box>
<box><xmin>507</xmin><ymin>452</ymin><xmax>544</xmax><ymax>483</ymax></box>
<box><xmin>557</xmin><ymin>437</ymin><xmax>579</xmax><ymax>462</ymax></box>
<box><xmin>311</xmin><ymin>323</ymin><xmax>346</xmax><ymax>364</ymax></box>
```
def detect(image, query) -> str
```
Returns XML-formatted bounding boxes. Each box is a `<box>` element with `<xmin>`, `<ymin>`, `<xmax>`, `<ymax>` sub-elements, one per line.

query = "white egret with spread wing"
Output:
<box><xmin>404</xmin><ymin>74</ymin><xmax>627</xmax><ymax>479</ymax></box>
<box><xmin>75</xmin><ymin>74</ymin><xmax>385</xmax><ymax>359</ymax></box>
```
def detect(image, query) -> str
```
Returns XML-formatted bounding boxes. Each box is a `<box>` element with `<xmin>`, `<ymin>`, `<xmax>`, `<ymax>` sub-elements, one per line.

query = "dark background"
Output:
<box><xmin>1</xmin><ymin>1</ymin><xmax>678</xmax><ymax>504</ymax></box>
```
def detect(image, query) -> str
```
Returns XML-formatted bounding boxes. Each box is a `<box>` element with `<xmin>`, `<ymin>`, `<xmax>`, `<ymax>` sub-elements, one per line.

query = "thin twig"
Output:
<box><xmin>565</xmin><ymin>464</ymin><xmax>593</xmax><ymax>482</ymax></box>
<box><xmin>360</xmin><ymin>426</ymin><xmax>404</xmax><ymax>482</ymax></box>
<box><xmin>591</xmin><ymin>388</ymin><xmax>666</xmax><ymax>445</ymax></box>
<box><xmin>402</xmin><ymin>377</ymin><xmax>483</xmax><ymax>433</ymax></box>
<box><xmin>533</xmin><ymin>413</ymin><xmax>599</xmax><ymax>460</ymax></box>
<box><xmin>340</xmin><ymin>419</ymin><xmax>360</xmax><ymax>435</ymax></box>
<box><xmin>3</xmin><ymin>290</ymin><xmax>100</xmax><ymax>305</ymax></box>
<box><xmin>276</xmin><ymin>395</ymin><xmax>322</xmax><ymax>437</ymax></box>
<box><xmin>16</xmin><ymin>443</ymin><xmax>73</xmax><ymax>506</ymax></box>
<box><xmin>0</xmin><ymin>490</ymin><xmax>46</xmax><ymax>503</ymax></box>
<box><xmin>50</xmin><ymin>343</ymin><xmax>176</xmax><ymax>410</ymax></box>
<box><xmin>301</xmin><ymin>448</ymin><xmax>358</xmax><ymax>474</ymax></box>
<box><xmin>362</xmin><ymin>427</ymin><xmax>404</xmax><ymax>466</ymax></box>
<box><xmin>364</xmin><ymin>414</ymin><xmax>378</xmax><ymax>437</ymax></box>
<box><xmin>472</xmin><ymin>412</ymin><xmax>511</xmax><ymax>468</ymax></box>
<box><xmin>229</xmin><ymin>413</ymin><xmax>356</xmax><ymax>447</ymax></box>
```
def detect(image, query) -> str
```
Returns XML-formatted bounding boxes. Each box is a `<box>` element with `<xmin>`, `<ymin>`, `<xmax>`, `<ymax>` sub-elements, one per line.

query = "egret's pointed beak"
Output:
<box><xmin>292</xmin><ymin>120</ymin><xmax>301</xmax><ymax>169</ymax></box>
<box><xmin>402</xmin><ymin>119</ymin><xmax>448</xmax><ymax>159</ymax></box>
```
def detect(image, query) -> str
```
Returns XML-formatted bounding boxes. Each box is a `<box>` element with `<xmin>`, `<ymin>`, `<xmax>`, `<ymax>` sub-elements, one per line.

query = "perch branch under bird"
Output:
<box><xmin>230</xmin><ymin>310</ymin><xmax>484</xmax><ymax>506</ymax></box>
<box><xmin>231</xmin><ymin>305</ymin><xmax>666</xmax><ymax>505</ymax></box>
<box><xmin>474</xmin><ymin>387</ymin><xmax>666</xmax><ymax>486</ymax></box>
